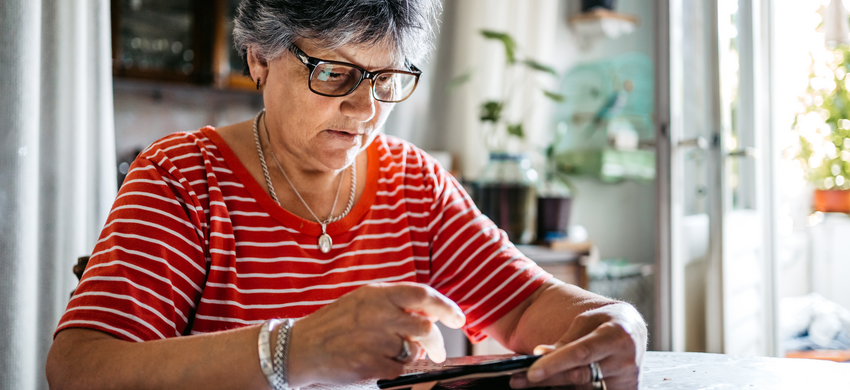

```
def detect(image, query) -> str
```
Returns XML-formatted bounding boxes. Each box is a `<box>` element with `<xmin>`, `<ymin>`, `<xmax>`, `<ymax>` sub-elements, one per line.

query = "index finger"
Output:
<box><xmin>382</xmin><ymin>282</ymin><xmax>466</xmax><ymax>329</ymax></box>
<box><xmin>526</xmin><ymin>324</ymin><xmax>617</xmax><ymax>383</ymax></box>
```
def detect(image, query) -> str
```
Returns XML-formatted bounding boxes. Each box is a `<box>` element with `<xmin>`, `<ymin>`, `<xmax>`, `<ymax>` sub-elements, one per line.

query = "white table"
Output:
<box><xmin>640</xmin><ymin>352</ymin><xmax>849</xmax><ymax>389</ymax></box>
<box><xmin>302</xmin><ymin>351</ymin><xmax>850</xmax><ymax>389</ymax></box>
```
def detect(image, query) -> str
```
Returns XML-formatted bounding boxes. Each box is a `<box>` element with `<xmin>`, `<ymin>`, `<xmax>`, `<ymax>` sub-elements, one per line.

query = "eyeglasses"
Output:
<box><xmin>288</xmin><ymin>44</ymin><xmax>422</xmax><ymax>103</ymax></box>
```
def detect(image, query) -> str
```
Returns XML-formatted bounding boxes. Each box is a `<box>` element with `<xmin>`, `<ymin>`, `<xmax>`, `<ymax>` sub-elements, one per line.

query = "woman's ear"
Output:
<box><xmin>246</xmin><ymin>46</ymin><xmax>270</xmax><ymax>88</ymax></box>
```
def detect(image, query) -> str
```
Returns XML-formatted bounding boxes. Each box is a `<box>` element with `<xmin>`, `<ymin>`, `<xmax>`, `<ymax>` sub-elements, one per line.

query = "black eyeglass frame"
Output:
<box><xmin>288</xmin><ymin>44</ymin><xmax>422</xmax><ymax>103</ymax></box>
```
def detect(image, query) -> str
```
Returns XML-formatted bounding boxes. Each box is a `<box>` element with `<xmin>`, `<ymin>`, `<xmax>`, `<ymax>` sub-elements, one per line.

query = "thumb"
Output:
<box><xmin>532</xmin><ymin>344</ymin><xmax>556</xmax><ymax>355</ymax></box>
<box><xmin>533</xmin><ymin>313</ymin><xmax>608</xmax><ymax>356</ymax></box>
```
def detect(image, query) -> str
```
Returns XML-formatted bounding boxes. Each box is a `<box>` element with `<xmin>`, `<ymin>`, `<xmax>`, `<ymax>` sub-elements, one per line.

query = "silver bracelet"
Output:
<box><xmin>258</xmin><ymin>319</ymin><xmax>280</xmax><ymax>388</ymax></box>
<box><xmin>273</xmin><ymin>318</ymin><xmax>295</xmax><ymax>390</ymax></box>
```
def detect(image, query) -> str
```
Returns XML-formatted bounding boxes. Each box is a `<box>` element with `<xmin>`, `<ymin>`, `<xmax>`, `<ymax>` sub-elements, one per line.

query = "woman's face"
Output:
<box><xmin>261</xmin><ymin>39</ymin><xmax>399</xmax><ymax>173</ymax></box>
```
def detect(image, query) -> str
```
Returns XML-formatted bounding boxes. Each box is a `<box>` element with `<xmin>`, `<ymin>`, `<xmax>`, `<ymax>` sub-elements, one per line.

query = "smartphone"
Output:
<box><xmin>376</xmin><ymin>354</ymin><xmax>542</xmax><ymax>390</ymax></box>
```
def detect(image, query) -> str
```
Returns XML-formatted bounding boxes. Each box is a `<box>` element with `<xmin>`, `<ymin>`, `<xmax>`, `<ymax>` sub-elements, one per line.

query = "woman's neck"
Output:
<box><xmin>215</xmin><ymin>116</ymin><xmax>368</xmax><ymax>224</ymax></box>
<box><xmin>262</xmin><ymin>119</ymin><xmax>367</xmax><ymax>221</ymax></box>
<box><xmin>262</xmin><ymin>121</ymin><xmax>351</xmax><ymax>203</ymax></box>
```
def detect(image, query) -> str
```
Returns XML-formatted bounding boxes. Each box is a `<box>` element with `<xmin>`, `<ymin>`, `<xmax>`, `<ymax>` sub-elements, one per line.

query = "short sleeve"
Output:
<box><xmin>55</xmin><ymin>146</ymin><xmax>209</xmax><ymax>342</ymax></box>
<box><xmin>421</xmin><ymin>152</ymin><xmax>552</xmax><ymax>343</ymax></box>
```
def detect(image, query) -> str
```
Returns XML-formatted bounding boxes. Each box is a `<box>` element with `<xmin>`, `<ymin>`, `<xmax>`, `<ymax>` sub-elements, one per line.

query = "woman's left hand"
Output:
<box><xmin>509</xmin><ymin>303</ymin><xmax>647</xmax><ymax>390</ymax></box>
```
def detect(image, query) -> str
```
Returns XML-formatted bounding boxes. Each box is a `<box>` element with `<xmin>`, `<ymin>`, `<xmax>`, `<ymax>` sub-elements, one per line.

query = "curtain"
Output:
<box><xmin>0</xmin><ymin>0</ymin><xmax>116</xmax><ymax>388</ymax></box>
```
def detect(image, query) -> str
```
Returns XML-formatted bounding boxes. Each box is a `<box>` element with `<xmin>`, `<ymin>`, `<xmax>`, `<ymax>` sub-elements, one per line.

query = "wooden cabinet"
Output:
<box><xmin>517</xmin><ymin>245</ymin><xmax>591</xmax><ymax>289</ymax></box>
<box><xmin>210</xmin><ymin>0</ymin><xmax>256</xmax><ymax>90</ymax></box>
<box><xmin>111</xmin><ymin>0</ymin><xmax>254</xmax><ymax>90</ymax></box>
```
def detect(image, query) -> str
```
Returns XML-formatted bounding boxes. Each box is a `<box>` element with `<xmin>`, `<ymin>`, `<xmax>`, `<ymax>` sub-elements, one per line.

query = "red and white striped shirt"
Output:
<box><xmin>57</xmin><ymin>127</ymin><xmax>550</xmax><ymax>343</ymax></box>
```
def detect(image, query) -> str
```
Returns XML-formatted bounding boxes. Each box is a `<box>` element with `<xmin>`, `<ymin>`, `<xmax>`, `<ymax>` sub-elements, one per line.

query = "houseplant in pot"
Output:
<box><xmin>792</xmin><ymin>45</ymin><xmax>850</xmax><ymax>213</ymax></box>
<box><xmin>450</xmin><ymin>30</ymin><xmax>570</xmax><ymax>243</ymax></box>
<box><xmin>537</xmin><ymin>123</ymin><xmax>576</xmax><ymax>243</ymax></box>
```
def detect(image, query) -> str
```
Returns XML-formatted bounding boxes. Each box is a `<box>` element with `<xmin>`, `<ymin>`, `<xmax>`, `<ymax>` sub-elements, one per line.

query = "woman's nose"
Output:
<box><xmin>340</xmin><ymin>80</ymin><xmax>376</xmax><ymax>122</ymax></box>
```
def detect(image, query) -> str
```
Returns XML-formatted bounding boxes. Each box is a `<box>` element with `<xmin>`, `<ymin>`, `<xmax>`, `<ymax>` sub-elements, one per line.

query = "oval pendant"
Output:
<box><xmin>318</xmin><ymin>233</ymin><xmax>332</xmax><ymax>253</ymax></box>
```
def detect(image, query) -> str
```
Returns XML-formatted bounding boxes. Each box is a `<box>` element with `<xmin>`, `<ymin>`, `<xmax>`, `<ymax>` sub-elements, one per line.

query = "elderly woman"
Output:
<box><xmin>46</xmin><ymin>0</ymin><xmax>646</xmax><ymax>389</ymax></box>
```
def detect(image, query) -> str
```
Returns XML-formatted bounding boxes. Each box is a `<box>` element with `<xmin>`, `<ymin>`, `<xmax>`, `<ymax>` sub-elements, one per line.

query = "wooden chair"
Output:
<box><xmin>70</xmin><ymin>256</ymin><xmax>90</xmax><ymax>298</ymax></box>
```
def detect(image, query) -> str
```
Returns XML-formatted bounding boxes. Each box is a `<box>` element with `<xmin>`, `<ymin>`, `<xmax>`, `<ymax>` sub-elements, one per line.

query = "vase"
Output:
<box><xmin>813</xmin><ymin>189</ymin><xmax>850</xmax><ymax>213</ymax></box>
<box><xmin>536</xmin><ymin>163</ymin><xmax>573</xmax><ymax>243</ymax></box>
<box><xmin>536</xmin><ymin>196</ymin><xmax>572</xmax><ymax>242</ymax></box>
<box><xmin>582</xmin><ymin>0</ymin><xmax>617</xmax><ymax>12</ymax></box>
<box><xmin>473</xmin><ymin>153</ymin><xmax>538</xmax><ymax>244</ymax></box>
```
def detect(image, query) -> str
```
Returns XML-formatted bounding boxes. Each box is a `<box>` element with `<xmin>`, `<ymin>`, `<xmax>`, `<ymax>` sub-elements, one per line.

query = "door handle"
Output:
<box><xmin>727</xmin><ymin>147</ymin><xmax>759</xmax><ymax>159</ymax></box>
<box><xmin>678</xmin><ymin>137</ymin><xmax>709</xmax><ymax>160</ymax></box>
<box><xmin>678</xmin><ymin>137</ymin><xmax>709</xmax><ymax>150</ymax></box>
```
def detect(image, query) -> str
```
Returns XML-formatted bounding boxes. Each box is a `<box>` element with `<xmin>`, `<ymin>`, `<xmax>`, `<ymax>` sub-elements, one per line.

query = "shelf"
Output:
<box><xmin>568</xmin><ymin>8</ymin><xmax>639</xmax><ymax>25</ymax></box>
<box><xmin>567</xmin><ymin>9</ymin><xmax>639</xmax><ymax>49</ymax></box>
<box><xmin>113</xmin><ymin>77</ymin><xmax>262</xmax><ymax>99</ymax></box>
<box><xmin>554</xmin><ymin>148</ymin><xmax>655</xmax><ymax>183</ymax></box>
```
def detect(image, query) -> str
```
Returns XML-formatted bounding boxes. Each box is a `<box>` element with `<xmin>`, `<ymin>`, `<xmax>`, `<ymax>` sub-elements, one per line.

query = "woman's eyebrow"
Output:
<box><xmin>328</xmin><ymin>48</ymin><xmax>400</xmax><ymax>70</ymax></box>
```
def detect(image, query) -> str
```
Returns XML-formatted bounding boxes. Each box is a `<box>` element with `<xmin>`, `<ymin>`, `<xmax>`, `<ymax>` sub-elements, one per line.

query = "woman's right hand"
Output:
<box><xmin>285</xmin><ymin>282</ymin><xmax>466</xmax><ymax>386</ymax></box>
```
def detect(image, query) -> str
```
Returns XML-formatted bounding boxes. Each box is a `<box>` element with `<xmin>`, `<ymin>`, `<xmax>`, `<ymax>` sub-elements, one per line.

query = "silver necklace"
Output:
<box><xmin>252</xmin><ymin>110</ymin><xmax>356</xmax><ymax>253</ymax></box>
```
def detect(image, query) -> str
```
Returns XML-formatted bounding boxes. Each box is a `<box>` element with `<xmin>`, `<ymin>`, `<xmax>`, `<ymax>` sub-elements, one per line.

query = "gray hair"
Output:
<box><xmin>232</xmin><ymin>0</ymin><xmax>441</xmax><ymax>74</ymax></box>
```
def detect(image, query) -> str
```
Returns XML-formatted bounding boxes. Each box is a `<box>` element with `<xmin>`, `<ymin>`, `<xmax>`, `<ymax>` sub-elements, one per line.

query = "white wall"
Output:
<box><xmin>113</xmin><ymin>80</ymin><xmax>263</xmax><ymax>161</ymax></box>
<box><xmin>550</xmin><ymin>0</ymin><xmax>657</xmax><ymax>265</ymax></box>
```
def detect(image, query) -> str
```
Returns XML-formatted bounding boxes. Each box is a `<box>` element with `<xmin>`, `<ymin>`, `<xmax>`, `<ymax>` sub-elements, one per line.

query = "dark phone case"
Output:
<box><xmin>431</xmin><ymin>375</ymin><xmax>555</xmax><ymax>390</ymax></box>
<box><xmin>376</xmin><ymin>355</ymin><xmax>542</xmax><ymax>390</ymax></box>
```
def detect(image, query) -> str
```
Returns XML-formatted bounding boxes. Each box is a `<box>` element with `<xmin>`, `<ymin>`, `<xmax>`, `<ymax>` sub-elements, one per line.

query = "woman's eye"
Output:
<box><xmin>376</xmin><ymin>75</ymin><xmax>399</xmax><ymax>90</ymax></box>
<box><xmin>315</xmin><ymin>64</ymin><xmax>352</xmax><ymax>82</ymax></box>
<box><xmin>318</xmin><ymin>70</ymin><xmax>346</xmax><ymax>82</ymax></box>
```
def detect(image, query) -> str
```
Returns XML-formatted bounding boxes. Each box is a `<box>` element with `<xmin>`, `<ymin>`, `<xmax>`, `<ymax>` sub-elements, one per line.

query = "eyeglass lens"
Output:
<box><xmin>310</xmin><ymin>63</ymin><xmax>417</xmax><ymax>102</ymax></box>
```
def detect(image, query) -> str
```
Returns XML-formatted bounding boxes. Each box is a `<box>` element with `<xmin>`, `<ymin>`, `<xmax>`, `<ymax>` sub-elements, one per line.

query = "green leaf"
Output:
<box><xmin>522</xmin><ymin>59</ymin><xmax>558</xmax><ymax>76</ymax></box>
<box><xmin>480</xmin><ymin>29</ymin><xmax>517</xmax><ymax>64</ymax></box>
<box><xmin>542</xmin><ymin>90</ymin><xmax>566</xmax><ymax>102</ymax></box>
<box><xmin>507</xmin><ymin>123</ymin><xmax>524</xmax><ymax>138</ymax></box>
<box><xmin>480</xmin><ymin>101</ymin><xmax>503</xmax><ymax>122</ymax></box>
<box><xmin>445</xmin><ymin>69</ymin><xmax>474</xmax><ymax>92</ymax></box>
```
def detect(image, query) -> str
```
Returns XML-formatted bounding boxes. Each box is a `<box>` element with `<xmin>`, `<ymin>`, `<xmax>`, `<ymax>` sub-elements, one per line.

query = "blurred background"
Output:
<box><xmin>3</xmin><ymin>0</ymin><xmax>850</xmax><ymax>388</ymax></box>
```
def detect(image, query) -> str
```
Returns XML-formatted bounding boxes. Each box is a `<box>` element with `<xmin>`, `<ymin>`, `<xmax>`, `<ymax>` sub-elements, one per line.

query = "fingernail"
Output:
<box><xmin>527</xmin><ymin>368</ymin><xmax>544</xmax><ymax>382</ymax></box>
<box><xmin>532</xmin><ymin>344</ymin><xmax>555</xmax><ymax>355</ymax></box>
<box><xmin>510</xmin><ymin>376</ymin><xmax>527</xmax><ymax>388</ymax></box>
<box><xmin>454</xmin><ymin>307</ymin><xmax>465</xmax><ymax>318</ymax></box>
<box><xmin>453</xmin><ymin>310</ymin><xmax>466</xmax><ymax>327</ymax></box>
<box><xmin>429</xmin><ymin>347</ymin><xmax>446</xmax><ymax>363</ymax></box>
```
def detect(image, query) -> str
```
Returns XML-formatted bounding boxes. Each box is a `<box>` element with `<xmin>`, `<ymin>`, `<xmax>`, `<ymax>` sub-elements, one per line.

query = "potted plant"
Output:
<box><xmin>792</xmin><ymin>45</ymin><xmax>850</xmax><ymax>213</ymax></box>
<box><xmin>449</xmin><ymin>30</ymin><xmax>566</xmax><ymax>151</ymax></box>
<box><xmin>450</xmin><ymin>30</ymin><xmax>571</xmax><ymax>243</ymax></box>
<box><xmin>537</xmin><ymin>125</ymin><xmax>577</xmax><ymax>243</ymax></box>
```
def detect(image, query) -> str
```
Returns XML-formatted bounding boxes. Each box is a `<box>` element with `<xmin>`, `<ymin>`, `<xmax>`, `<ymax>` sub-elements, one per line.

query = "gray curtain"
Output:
<box><xmin>0</xmin><ymin>0</ymin><xmax>116</xmax><ymax>388</ymax></box>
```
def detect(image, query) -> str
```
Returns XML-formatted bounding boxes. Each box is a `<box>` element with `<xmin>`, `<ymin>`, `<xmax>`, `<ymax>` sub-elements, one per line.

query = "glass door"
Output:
<box><xmin>657</xmin><ymin>0</ymin><xmax>777</xmax><ymax>355</ymax></box>
<box><xmin>709</xmin><ymin>0</ymin><xmax>778</xmax><ymax>356</ymax></box>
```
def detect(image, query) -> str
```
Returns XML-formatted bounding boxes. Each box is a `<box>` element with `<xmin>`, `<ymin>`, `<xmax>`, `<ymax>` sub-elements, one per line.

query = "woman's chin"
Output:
<box><xmin>312</xmin><ymin>141</ymin><xmax>361</xmax><ymax>169</ymax></box>
<box><xmin>313</xmin><ymin>150</ymin><xmax>358</xmax><ymax>172</ymax></box>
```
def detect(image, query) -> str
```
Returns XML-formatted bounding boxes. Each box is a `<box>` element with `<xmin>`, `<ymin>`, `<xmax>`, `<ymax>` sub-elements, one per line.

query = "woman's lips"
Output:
<box><xmin>324</xmin><ymin>129</ymin><xmax>360</xmax><ymax>145</ymax></box>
